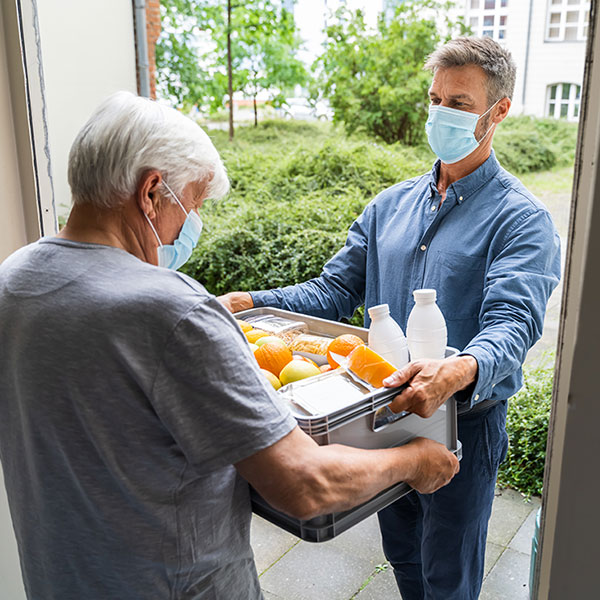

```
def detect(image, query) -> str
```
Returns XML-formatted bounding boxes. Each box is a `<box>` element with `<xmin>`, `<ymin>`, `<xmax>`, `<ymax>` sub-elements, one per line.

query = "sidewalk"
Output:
<box><xmin>252</xmin><ymin>487</ymin><xmax>540</xmax><ymax>600</ymax></box>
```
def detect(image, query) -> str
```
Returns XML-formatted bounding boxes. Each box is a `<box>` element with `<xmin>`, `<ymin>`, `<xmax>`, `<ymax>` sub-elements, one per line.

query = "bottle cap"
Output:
<box><xmin>413</xmin><ymin>289</ymin><xmax>437</xmax><ymax>302</ymax></box>
<box><xmin>368</xmin><ymin>304</ymin><xmax>390</xmax><ymax>319</ymax></box>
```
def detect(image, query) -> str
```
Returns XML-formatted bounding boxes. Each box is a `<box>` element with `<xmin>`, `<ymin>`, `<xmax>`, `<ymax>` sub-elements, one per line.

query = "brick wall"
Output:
<box><xmin>146</xmin><ymin>0</ymin><xmax>161</xmax><ymax>99</ymax></box>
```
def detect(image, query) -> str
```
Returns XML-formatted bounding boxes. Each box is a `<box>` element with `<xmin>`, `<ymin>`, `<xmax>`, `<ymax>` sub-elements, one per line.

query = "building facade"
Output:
<box><xmin>451</xmin><ymin>0</ymin><xmax>588</xmax><ymax>121</ymax></box>
<box><xmin>292</xmin><ymin>0</ymin><xmax>588</xmax><ymax>121</ymax></box>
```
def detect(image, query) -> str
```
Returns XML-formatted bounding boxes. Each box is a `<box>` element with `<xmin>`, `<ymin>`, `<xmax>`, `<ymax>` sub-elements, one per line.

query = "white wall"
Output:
<box><xmin>450</xmin><ymin>0</ymin><xmax>586</xmax><ymax>119</ymax></box>
<box><xmin>501</xmin><ymin>0</ymin><xmax>531</xmax><ymax>116</ymax></box>
<box><xmin>36</xmin><ymin>0</ymin><xmax>138</xmax><ymax>220</ymax></box>
<box><xmin>1</xmin><ymin>1</ymin><xmax>138</xmax><ymax>595</ymax></box>
<box><xmin>0</xmin><ymin>466</ymin><xmax>25</xmax><ymax>599</ymax></box>
<box><xmin>0</xmin><ymin>6</ymin><xmax>29</xmax><ymax>261</ymax></box>
<box><xmin>523</xmin><ymin>0</ymin><xmax>585</xmax><ymax>118</ymax></box>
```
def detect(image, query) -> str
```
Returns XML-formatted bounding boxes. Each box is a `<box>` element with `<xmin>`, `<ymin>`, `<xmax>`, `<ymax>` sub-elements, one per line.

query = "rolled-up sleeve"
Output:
<box><xmin>460</xmin><ymin>209</ymin><xmax>561</xmax><ymax>408</ymax></box>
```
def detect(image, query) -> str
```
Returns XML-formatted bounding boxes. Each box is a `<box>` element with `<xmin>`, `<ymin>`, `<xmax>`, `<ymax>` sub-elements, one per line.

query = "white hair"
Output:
<box><xmin>68</xmin><ymin>91</ymin><xmax>229</xmax><ymax>208</ymax></box>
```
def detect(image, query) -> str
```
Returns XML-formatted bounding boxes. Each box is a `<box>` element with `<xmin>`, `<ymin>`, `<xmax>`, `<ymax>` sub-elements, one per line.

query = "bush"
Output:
<box><xmin>494</xmin><ymin>115</ymin><xmax>578</xmax><ymax>174</ymax></box>
<box><xmin>494</xmin><ymin>131</ymin><xmax>557</xmax><ymax>174</ymax></box>
<box><xmin>182</xmin><ymin>121</ymin><xmax>429</xmax><ymax>305</ymax></box>
<box><xmin>497</xmin><ymin>357</ymin><xmax>555</xmax><ymax>497</ymax></box>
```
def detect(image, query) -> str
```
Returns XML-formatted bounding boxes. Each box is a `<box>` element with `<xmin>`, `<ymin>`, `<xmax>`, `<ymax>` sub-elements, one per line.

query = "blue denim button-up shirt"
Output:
<box><xmin>251</xmin><ymin>151</ymin><xmax>561</xmax><ymax>411</ymax></box>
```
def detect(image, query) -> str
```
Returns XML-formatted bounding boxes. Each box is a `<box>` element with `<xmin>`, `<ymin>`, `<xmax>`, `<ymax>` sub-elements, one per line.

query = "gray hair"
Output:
<box><xmin>68</xmin><ymin>91</ymin><xmax>229</xmax><ymax>208</ymax></box>
<box><xmin>424</xmin><ymin>37</ymin><xmax>517</xmax><ymax>105</ymax></box>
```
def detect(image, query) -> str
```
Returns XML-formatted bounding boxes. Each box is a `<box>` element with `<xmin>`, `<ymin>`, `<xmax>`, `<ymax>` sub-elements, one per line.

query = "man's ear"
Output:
<box><xmin>137</xmin><ymin>169</ymin><xmax>162</xmax><ymax>219</ymax></box>
<box><xmin>493</xmin><ymin>97</ymin><xmax>511</xmax><ymax>125</ymax></box>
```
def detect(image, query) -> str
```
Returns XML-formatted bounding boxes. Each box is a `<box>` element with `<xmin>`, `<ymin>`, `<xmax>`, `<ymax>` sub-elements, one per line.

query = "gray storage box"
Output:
<box><xmin>238</xmin><ymin>307</ymin><xmax>461</xmax><ymax>542</ymax></box>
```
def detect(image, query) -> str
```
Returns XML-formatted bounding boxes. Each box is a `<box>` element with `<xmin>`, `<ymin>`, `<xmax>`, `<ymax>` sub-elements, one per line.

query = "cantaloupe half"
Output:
<box><xmin>347</xmin><ymin>344</ymin><xmax>398</xmax><ymax>388</ymax></box>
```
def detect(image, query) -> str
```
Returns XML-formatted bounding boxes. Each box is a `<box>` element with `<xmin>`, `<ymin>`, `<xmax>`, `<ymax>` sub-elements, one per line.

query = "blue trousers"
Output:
<box><xmin>377</xmin><ymin>401</ymin><xmax>509</xmax><ymax>600</ymax></box>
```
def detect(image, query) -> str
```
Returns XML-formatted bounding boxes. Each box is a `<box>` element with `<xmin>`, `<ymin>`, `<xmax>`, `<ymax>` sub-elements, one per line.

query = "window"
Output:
<box><xmin>547</xmin><ymin>83</ymin><xmax>581</xmax><ymax>120</ymax></box>
<box><xmin>467</xmin><ymin>0</ymin><xmax>508</xmax><ymax>42</ymax></box>
<box><xmin>546</xmin><ymin>0</ymin><xmax>590</xmax><ymax>42</ymax></box>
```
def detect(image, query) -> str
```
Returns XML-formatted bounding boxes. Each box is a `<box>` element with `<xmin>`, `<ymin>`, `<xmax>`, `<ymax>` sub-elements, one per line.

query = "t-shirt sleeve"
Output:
<box><xmin>150</xmin><ymin>296</ymin><xmax>297</xmax><ymax>473</ymax></box>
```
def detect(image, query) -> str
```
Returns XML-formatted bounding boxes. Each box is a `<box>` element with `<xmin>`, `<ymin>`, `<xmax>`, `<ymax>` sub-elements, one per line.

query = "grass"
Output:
<box><xmin>521</xmin><ymin>165</ymin><xmax>575</xmax><ymax>196</ymax></box>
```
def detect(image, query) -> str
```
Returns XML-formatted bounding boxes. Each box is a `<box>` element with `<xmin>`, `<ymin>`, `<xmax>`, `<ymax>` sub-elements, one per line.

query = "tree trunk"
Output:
<box><xmin>227</xmin><ymin>0</ymin><xmax>234</xmax><ymax>141</ymax></box>
<box><xmin>253</xmin><ymin>95</ymin><xmax>258</xmax><ymax>127</ymax></box>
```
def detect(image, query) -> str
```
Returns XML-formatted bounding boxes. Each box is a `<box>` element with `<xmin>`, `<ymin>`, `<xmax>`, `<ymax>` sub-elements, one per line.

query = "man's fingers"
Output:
<box><xmin>383</xmin><ymin>361</ymin><xmax>422</xmax><ymax>388</ymax></box>
<box><xmin>388</xmin><ymin>391</ymin><xmax>413</xmax><ymax>414</ymax></box>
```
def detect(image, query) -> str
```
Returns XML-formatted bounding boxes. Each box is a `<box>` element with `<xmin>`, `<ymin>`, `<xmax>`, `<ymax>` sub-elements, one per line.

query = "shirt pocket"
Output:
<box><xmin>432</xmin><ymin>250</ymin><xmax>486</xmax><ymax>320</ymax></box>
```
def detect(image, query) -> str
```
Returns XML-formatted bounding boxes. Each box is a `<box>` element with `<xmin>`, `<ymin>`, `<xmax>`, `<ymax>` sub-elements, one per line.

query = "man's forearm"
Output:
<box><xmin>237</xmin><ymin>428</ymin><xmax>458</xmax><ymax>521</ymax></box>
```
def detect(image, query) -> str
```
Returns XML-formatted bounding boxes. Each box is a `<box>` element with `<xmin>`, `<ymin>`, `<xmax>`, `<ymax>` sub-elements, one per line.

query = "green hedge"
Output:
<box><xmin>493</xmin><ymin>115</ymin><xmax>578</xmax><ymax>174</ymax></box>
<box><xmin>182</xmin><ymin>121</ymin><xmax>430</xmax><ymax>304</ymax></box>
<box><xmin>184</xmin><ymin>118</ymin><xmax>576</xmax><ymax>302</ymax></box>
<box><xmin>498</xmin><ymin>358</ymin><xmax>555</xmax><ymax>497</ymax></box>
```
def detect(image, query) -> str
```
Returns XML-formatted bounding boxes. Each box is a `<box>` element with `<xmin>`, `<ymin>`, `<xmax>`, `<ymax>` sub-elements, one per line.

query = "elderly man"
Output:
<box><xmin>0</xmin><ymin>92</ymin><xmax>458</xmax><ymax>600</ymax></box>
<box><xmin>220</xmin><ymin>37</ymin><xmax>561</xmax><ymax>599</ymax></box>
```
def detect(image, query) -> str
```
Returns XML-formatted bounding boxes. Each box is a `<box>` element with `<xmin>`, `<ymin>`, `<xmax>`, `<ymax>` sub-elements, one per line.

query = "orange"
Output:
<box><xmin>255</xmin><ymin>342</ymin><xmax>293</xmax><ymax>377</ymax></box>
<box><xmin>245</xmin><ymin>329</ymin><xmax>269</xmax><ymax>344</ymax></box>
<box><xmin>319</xmin><ymin>364</ymin><xmax>334</xmax><ymax>373</ymax></box>
<box><xmin>347</xmin><ymin>344</ymin><xmax>397</xmax><ymax>388</ymax></box>
<box><xmin>292</xmin><ymin>355</ymin><xmax>319</xmax><ymax>368</ymax></box>
<box><xmin>236</xmin><ymin>319</ymin><xmax>253</xmax><ymax>333</ymax></box>
<box><xmin>327</xmin><ymin>334</ymin><xmax>365</xmax><ymax>368</ymax></box>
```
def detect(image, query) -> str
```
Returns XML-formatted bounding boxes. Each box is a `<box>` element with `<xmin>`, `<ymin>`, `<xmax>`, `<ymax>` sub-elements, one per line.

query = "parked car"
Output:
<box><xmin>278</xmin><ymin>98</ymin><xmax>333</xmax><ymax>121</ymax></box>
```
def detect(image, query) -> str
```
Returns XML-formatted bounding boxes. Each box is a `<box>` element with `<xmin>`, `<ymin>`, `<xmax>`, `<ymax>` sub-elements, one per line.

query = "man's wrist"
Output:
<box><xmin>235</xmin><ymin>292</ymin><xmax>254</xmax><ymax>313</ymax></box>
<box><xmin>449</xmin><ymin>354</ymin><xmax>478</xmax><ymax>392</ymax></box>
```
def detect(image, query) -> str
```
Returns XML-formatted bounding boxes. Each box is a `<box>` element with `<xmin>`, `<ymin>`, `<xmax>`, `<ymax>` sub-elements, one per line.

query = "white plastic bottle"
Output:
<box><xmin>406</xmin><ymin>289</ymin><xmax>447</xmax><ymax>360</ymax></box>
<box><xmin>367</xmin><ymin>304</ymin><xmax>410</xmax><ymax>369</ymax></box>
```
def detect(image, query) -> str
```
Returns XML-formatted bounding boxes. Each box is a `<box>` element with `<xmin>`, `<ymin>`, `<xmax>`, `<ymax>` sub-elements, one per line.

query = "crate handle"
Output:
<box><xmin>371</xmin><ymin>405</ymin><xmax>411</xmax><ymax>431</ymax></box>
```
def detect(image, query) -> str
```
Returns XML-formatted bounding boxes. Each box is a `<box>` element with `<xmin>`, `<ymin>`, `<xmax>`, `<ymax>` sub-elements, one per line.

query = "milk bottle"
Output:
<box><xmin>367</xmin><ymin>304</ymin><xmax>409</xmax><ymax>369</ymax></box>
<box><xmin>406</xmin><ymin>289</ymin><xmax>447</xmax><ymax>360</ymax></box>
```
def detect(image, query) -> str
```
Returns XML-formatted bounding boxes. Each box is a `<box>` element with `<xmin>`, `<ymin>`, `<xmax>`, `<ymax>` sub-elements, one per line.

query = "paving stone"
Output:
<box><xmin>484</xmin><ymin>541</ymin><xmax>504</xmax><ymax>578</ymax></box>
<box><xmin>479</xmin><ymin>549</ymin><xmax>531</xmax><ymax>600</ymax></box>
<box><xmin>354</xmin><ymin>566</ymin><xmax>401</xmax><ymax>599</ymax></box>
<box><xmin>487</xmin><ymin>488</ymin><xmax>536</xmax><ymax>547</ymax></box>
<box><xmin>509</xmin><ymin>499</ymin><xmax>541</xmax><ymax>555</ymax></box>
<box><xmin>251</xmin><ymin>515</ymin><xmax>300</xmax><ymax>575</ymax></box>
<box><xmin>256</xmin><ymin>492</ymin><xmax>536</xmax><ymax>599</ymax></box>
<box><xmin>259</xmin><ymin>515</ymin><xmax>384</xmax><ymax>600</ymax></box>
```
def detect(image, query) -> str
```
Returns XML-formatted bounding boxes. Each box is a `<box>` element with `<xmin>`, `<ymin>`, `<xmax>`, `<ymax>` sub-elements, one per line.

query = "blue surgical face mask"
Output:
<box><xmin>425</xmin><ymin>100</ymin><xmax>499</xmax><ymax>164</ymax></box>
<box><xmin>144</xmin><ymin>181</ymin><xmax>203</xmax><ymax>270</ymax></box>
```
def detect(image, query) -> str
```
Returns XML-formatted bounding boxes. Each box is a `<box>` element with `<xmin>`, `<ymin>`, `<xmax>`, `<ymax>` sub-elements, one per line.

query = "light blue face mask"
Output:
<box><xmin>144</xmin><ymin>181</ymin><xmax>203</xmax><ymax>270</ymax></box>
<box><xmin>425</xmin><ymin>100</ymin><xmax>499</xmax><ymax>164</ymax></box>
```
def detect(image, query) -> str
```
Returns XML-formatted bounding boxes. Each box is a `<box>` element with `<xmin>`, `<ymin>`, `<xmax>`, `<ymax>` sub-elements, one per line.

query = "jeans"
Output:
<box><xmin>377</xmin><ymin>401</ymin><xmax>509</xmax><ymax>600</ymax></box>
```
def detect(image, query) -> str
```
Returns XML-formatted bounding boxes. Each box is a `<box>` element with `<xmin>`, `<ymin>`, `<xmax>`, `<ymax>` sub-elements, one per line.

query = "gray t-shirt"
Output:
<box><xmin>0</xmin><ymin>238</ymin><xmax>296</xmax><ymax>600</ymax></box>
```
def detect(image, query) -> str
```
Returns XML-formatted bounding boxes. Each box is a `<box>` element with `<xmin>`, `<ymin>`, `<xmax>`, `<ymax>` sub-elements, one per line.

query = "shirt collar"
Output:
<box><xmin>428</xmin><ymin>150</ymin><xmax>501</xmax><ymax>204</ymax></box>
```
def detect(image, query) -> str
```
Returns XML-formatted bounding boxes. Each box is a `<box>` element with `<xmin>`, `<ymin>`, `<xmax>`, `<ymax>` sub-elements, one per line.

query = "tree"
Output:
<box><xmin>314</xmin><ymin>1</ymin><xmax>468</xmax><ymax>145</ymax></box>
<box><xmin>156</xmin><ymin>0</ymin><xmax>308</xmax><ymax>138</ymax></box>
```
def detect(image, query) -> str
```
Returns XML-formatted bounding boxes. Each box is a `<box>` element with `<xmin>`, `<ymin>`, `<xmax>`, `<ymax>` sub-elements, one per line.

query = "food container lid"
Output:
<box><xmin>278</xmin><ymin>369</ymin><xmax>397</xmax><ymax>432</ymax></box>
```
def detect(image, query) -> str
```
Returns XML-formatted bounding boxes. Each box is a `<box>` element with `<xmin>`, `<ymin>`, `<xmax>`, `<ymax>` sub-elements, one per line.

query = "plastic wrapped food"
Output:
<box><xmin>244</xmin><ymin>315</ymin><xmax>308</xmax><ymax>341</ymax></box>
<box><xmin>289</xmin><ymin>333</ymin><xmax>332</xmax><ymax>356</ymax></box>
<box><xmin>347</xmin><ymin>345</ymin><xmax>397</xmax><ymax>388</ymax></box>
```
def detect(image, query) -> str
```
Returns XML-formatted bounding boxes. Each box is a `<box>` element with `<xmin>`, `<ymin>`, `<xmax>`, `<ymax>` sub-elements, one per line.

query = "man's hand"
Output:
<box><xmin>383</xmin><ymin>355</ymin><xmax>478</xmax><ymax>418</ymax></box>
<box><xmin>217</xmin><ymin>291</ymin><xmax>254</xmax><ymax>314</ymax></box>
<box><xmin>402</xmin><ymin>437</ymin><xmax>460</xmax><ymax>494</ymax></box>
